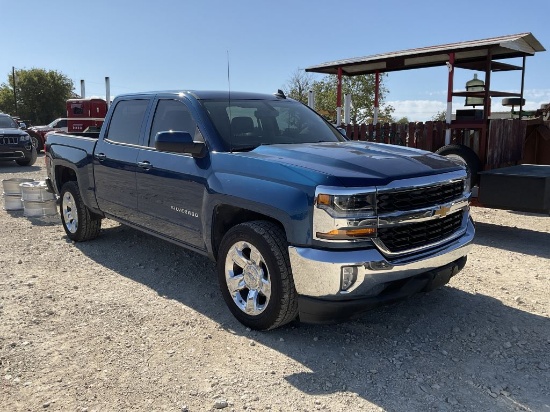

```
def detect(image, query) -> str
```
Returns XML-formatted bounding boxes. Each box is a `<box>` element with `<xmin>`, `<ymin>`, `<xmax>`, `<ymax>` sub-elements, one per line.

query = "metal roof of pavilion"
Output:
<box><xmin>305</xmin><ymin>33</ymin><xmax>545</xmax><ymax>76</ymax></box>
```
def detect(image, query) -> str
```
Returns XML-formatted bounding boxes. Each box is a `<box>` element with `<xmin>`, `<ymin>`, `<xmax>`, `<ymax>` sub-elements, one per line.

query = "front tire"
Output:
<box><xmin>60</xmin><ymin>181</ymin><xmax>101</xmax><ymax>241</ymax></box>
<box><xmin>30</xmin><ymin>135</ymin><xmax>39</xmax><ymax>151</ymax></box>
<box><xmin>15</xmin><ymin>147</ymin><xmax>37</xmax><ymax>166</ymax></box>
<box><xmin>217</xmin><ymin>221</ymin><xmax>298</xmax><ymax>330</ymax></box>
<box><xmin>35</xmin><ymin>135</ymin><xmax>45</xmax><ymax>152</ymax></box>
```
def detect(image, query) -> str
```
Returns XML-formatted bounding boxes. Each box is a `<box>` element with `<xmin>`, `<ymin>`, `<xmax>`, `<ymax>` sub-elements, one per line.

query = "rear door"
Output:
<box><xmin>135</xmin><ymin>98</ymin><xmax>208</xmax><ymax>249</ymax></box>
<box><xmin>94</xmin><ymin>98</ymin><xmax>152</xmax><ymax>222</ymax></box>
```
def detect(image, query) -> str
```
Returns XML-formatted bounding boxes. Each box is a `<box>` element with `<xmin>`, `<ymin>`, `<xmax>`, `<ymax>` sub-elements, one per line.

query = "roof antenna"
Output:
<box><xmin>227</xmin><ymin>51</ymin><xmax>232</xmax><ymax>95</ymax></box>
<box><xmin>275</xmin><ymin>89</ymin><xmax>286</xmax><ymax>99</ymax></box>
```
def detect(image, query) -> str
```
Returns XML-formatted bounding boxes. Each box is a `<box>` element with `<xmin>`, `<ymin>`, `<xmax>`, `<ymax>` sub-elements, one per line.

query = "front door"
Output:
<box><xmin>136</xmin><ymin>98</ymin><xmax>207</xmax><ymax>249</ymax></box>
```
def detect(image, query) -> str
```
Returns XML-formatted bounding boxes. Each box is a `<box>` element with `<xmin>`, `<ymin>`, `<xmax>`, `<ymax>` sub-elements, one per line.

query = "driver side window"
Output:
<box><xmin>149</xmin><ymin>100</ymin><xmax>196</xmax><ymax>147</ymax></box>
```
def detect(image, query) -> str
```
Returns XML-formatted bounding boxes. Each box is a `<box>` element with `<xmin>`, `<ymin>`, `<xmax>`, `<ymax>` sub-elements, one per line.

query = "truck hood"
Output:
<box><xmin>242</xmin><ymin>141</ymin><xmax>463</xmax><ymax>187</ymax></box>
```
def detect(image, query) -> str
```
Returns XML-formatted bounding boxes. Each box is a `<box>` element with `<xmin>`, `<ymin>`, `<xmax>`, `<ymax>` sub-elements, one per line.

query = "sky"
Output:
<box><xmin>2</xmin><ymin>0</ymin><xmax>550</xmax><ymax>122</ymax></box>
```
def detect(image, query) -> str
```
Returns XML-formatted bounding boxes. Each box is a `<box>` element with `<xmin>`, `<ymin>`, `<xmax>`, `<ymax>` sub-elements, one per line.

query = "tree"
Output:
<box><xmin>397</xmin><ymin>117</ymin><xmax>410</xmax><ymax>124</ymax></box>
<box><xmin>0</xmin><ymin>68</ymin><xmax>74</xmax><ymax>125</ymax></box>
<box><xmin>431</xmin><ymin>110</ymin><xmax>447</xmax><ymax>122</ymax></box>
<box><xmin>283</xmin><ymin>69</ymin><xmax>314</xmax><ymax>105</ymax></box>
<box><xmin>310</xmin><ymin>73</ymin><xmax>394</xmax><ymax>124</ymax></box>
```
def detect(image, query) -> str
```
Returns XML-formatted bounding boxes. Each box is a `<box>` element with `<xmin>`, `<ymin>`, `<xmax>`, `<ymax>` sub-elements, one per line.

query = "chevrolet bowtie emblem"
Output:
<box><xmin>434</xmin><ymin>206</ymin><xmax>451</xmax><ymax>217</ymax></box>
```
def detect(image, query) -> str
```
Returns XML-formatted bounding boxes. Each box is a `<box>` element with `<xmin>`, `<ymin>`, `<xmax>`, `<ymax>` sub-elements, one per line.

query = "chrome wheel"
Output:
<box><xmin>217</xmin><ymin>221</ymin><xmax>298</xmax><ymax>330</ymax></box>
<box><xmin>62</xmin><ymin>191</ymin><xmax>78</xmax><ymax>234</ymax></box>
<box><xmin>224</xmin><ymin>240</ymin><xmax>272</xmax><ymax>316</ymax></box>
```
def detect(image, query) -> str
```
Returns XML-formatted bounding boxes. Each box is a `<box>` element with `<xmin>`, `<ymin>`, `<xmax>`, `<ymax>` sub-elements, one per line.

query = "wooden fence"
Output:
<box><xmin>343</xmin><ymin>118</ymin><xmax>549</xmax><ymax>169</ymax></box>
<box><xmin>343</xmin><ymin>121</ymin><xmax>447</xmax><ymax>152</ymax></box>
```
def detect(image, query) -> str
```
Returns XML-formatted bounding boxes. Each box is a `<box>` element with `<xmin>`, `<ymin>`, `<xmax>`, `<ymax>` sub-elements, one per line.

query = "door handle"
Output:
<box><xmin>95</xmin><ymin>152</ymin><xmax>106</xmax><ymax>161</ymax></box>
<box><xmin>138</xmin><ymin>161</ymin><xmax>152</xmax><ymax>170</ymax></box>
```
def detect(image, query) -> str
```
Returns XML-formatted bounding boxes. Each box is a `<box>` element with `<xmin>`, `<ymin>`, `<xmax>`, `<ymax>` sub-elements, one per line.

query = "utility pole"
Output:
<box><xmin>12</xmin><ymin>66</ymin><xmax>18</xmax><ymax>116</ymax></box>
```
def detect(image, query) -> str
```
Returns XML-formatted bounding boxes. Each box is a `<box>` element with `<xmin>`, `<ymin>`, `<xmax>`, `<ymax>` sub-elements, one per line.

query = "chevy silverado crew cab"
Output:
<box><xmin>45</xmin><ymin>90</ymin><xmax>475</xmax><ymax>330</ymax></box>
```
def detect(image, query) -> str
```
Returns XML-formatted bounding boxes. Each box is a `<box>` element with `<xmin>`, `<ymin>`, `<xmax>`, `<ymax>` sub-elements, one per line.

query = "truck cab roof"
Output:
<box><xmin>115</xmin><ymin>90</ymin><xmax>287</xmax><ymax>101</ymax></box>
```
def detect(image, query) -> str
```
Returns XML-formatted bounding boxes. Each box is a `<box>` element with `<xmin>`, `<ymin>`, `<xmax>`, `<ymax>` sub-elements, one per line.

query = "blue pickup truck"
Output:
<box><xmin>45</xmin><ymin>90</ymin><xmax>474</xmax><ymax>330</ymax></box>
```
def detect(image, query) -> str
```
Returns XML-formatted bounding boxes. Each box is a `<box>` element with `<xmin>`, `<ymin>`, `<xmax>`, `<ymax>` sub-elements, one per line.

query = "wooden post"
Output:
<box><xmin>416</xmin><ymin>123</ymin><xmax>425</xmax><ymax>149</ymax></box>
<box><xmin>374</xmin><ymin>71</ymin><xmax>380</xmax><ymax>126</ymax></box>
<box><xmin>426</xmin><ymin>121</ymin><xmax>434</xmax><ymax>151</ymax></box>
<box><xmin>390</xmin><ymin>123</ymin><xmax>397</xmax><ymax>145</ymax></box>
<box><xmin>336</xmin><ymin>67</ymin><xmax>342</xmax><ymax>126</ymax></box>
<box><xmin>359</xmin><ymin>124</ymin><xmax>366</xmax><ymax>141</ymax></box>
<box><xmin>478</xmin><ymin>51</ymin><xmax>492</xmax><ymax>170</ymax></box>
<box><xmin>408</xmin><ymin>123</ymin><xmax>415</xmax><ymax>147</ymax></box>
<box><xmin>435</xmin><ymin>121</ymin><xmax>445</xmax><ymax>149</ymax></box>
<box><xmin>445</xmin><ymin>52</ymin><xmax>455</xmax><ymax>145</ymax></box>
<box><xmin>346</xmin><ymin>124</ymin><xmax>353</xmax><ymax>139</ymax></box>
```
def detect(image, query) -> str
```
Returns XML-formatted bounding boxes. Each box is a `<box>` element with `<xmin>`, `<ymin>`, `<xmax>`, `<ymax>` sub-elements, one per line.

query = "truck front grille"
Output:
<box><xmin>0</xmin><ymin>136</ymin><xmax>19</xmax><ymax>145</ymax></box>
<box><xmin>378</xmin><ymin>181</ymin><xmax>464</xmax><ymax>213</ymax></box>
<box><xmin>378</xmin><ymin>211</ymin><xmax>463</xmax><ymax>253</ymax></box>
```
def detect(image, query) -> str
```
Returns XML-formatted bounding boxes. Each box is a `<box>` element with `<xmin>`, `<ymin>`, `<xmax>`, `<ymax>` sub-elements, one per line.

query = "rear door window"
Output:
<box><xmin>105</xmin><ymin>99</ymin><xmax>149</xmax><ymax>145</ymax></box>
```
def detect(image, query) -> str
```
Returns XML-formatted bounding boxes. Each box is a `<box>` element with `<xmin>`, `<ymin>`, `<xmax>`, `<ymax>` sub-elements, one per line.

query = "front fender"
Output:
<box><xmin>205</xmin><ymin>172</ymin><xmax>315</xmax><ymax>246</ymax></box>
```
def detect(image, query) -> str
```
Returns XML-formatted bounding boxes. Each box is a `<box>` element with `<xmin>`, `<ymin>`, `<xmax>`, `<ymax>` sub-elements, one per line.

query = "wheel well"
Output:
<box><xmin>27</xmin><ymin>129</ymin><xmax>44</xmax><ymax>145</ymax></box>
<box><xmin>211</xmin><ymin>205</ymin><xmax>284</xmax><ymax>259</ymax></box>
<box><xmin>55</xmin><ymin>166</ymin><xmax>77</xmax><ymax>192</ymax></box>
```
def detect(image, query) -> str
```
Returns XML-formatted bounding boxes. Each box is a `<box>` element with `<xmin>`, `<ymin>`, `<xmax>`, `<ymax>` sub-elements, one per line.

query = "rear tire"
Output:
<box><xmin>60</xmin><ymin>181</ymin><xmax>101</xmax><ymax>241</ymax></box>
<box><xmin>217</xmin><ymin>221</ymin><xmax>298</xmax><ymax>330</ymax></box>
<box><xmin>436</xmin><ymin>144</ymin><xmax>480</xmax><ymax>187</ymax></box>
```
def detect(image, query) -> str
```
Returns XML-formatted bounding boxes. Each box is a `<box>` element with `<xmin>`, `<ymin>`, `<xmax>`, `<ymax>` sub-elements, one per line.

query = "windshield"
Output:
<box><xmin>201</xmin><ymin>99</ymin><xmax>346</xmax><ymax>151</ymax></box>
<box><xmin>0</xmin><ymin>115</ymin><xmax>19</xmax><ymax>129</ymax></box>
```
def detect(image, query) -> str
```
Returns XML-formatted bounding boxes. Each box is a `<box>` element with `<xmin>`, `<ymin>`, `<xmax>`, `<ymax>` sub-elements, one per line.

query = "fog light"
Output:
<box><xmin>341</xmin><ymin>266</ymin><xmax>358</xmax><ymax>291</ymax></box>
<box><xmin>366</xmin><ymin>261</ymin><xmax>393</xmax><ymax>271</ymax></box>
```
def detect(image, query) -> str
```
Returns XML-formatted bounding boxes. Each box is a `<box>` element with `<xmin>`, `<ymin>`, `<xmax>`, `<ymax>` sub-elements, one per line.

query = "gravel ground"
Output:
<box><xmin>1</xmin><ymin>155</ymin><xmax>549</xmax><ymax>412</ymax></box>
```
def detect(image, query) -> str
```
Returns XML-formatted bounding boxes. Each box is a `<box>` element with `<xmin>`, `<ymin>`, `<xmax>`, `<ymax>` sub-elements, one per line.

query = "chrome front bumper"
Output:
<box><xmin>289</xmin><ymin>216</ymin><xmax>475</xmax><ymax>300</ymax></box>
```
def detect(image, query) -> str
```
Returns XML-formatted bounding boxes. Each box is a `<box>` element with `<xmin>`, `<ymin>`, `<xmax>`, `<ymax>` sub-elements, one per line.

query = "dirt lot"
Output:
<box><xmin>1</xmin><ymin>155</ymin><xmax>549</xmax><ymax>412</ymax></box>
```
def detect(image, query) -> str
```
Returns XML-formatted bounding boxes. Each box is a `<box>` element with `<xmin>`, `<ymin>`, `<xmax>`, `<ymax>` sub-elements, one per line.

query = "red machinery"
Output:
<box><xmin>66</xmin><ymin>98</ymin><xmax>108</xmax><ymax>133</ymax></box>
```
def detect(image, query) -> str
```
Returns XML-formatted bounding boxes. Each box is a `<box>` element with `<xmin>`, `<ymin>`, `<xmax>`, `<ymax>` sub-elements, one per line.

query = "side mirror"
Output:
<box><xmin>19</xmin><ymin>122</ymin><xmax>27</xmax><ymax>130</ymax></box>
<box><xmin>155</xmin><ymin>131</ymin><xmax>206</xmax><ymax>157</ymax></box>
<box><xmin>336</xmin><ymin>126</ymin><xmax>347</xmax><ymax>137</ymax></box>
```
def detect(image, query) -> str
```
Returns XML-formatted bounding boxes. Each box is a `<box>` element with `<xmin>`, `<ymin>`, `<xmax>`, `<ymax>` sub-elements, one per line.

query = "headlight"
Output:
<box><xmin>316</xmin><ymin>192</ymin><xmax>376</xmax><ymax>218</ymax></box>
<box><xmin>463</xmin><ymin>177</ymin><xmax>471</xmax><ymax>196</ymax></box>
<box><xmin>314</xmin><ymin>190</ymin><xmax>377</xmax><ymax>241</ymax></box>
<box><xmin>19</xmin><ymin>134</ymin><xmax>30</xmax><ymax>142</ymax></box>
